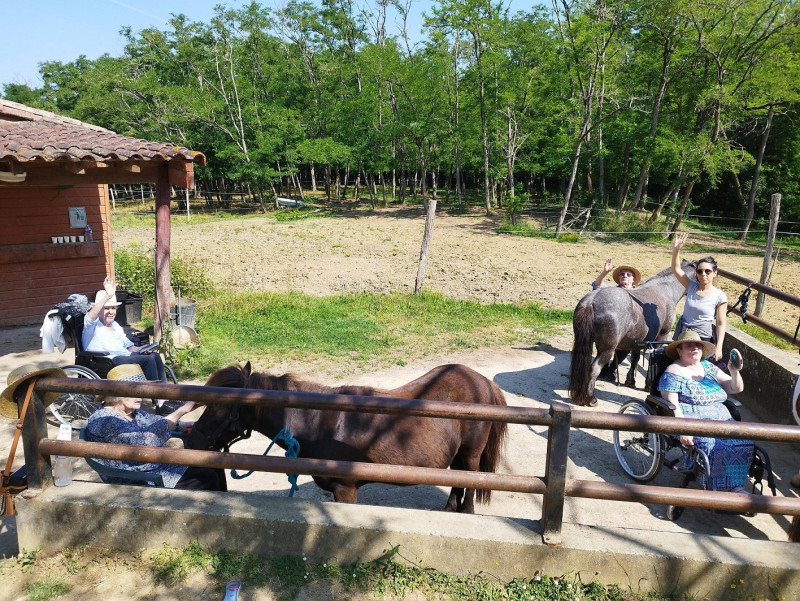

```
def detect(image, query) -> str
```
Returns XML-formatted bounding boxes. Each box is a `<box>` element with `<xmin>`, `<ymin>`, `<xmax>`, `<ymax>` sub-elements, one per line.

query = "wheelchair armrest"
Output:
<box><xmin>77</xmin><ymin>350</ymin><xmax>111</xmax><ymax>358</ymax></box>
<box><xmin>646</xmin><ymin>393</ymin><xmax>677</xmax><ymax>413</ymax></box>
<box><xmin>726</xmin><ymin>397</ymin><xmax>742</xmax><ymax>407</ymax></box>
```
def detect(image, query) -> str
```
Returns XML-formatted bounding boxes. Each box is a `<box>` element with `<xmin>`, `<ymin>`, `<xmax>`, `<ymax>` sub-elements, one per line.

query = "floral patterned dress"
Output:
<box><xmin>658</xmin><ymin>361</ymin><xmax>752</xmax><ymax>490</ymax></box>
<box><xmin>85</xmin><ymin>408</ymin><xmax>187</xmax><ymax>488</ymax></box>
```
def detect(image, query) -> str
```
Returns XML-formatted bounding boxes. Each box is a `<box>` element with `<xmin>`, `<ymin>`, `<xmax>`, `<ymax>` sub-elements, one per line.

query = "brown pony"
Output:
<box><xmin>187</xmin><ymin>362</ymin><xmax>508</xmax><ymax>513</ymax></box>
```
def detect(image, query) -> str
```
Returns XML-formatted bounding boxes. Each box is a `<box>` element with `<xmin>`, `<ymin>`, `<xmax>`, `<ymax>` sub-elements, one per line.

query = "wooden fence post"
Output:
<box><xmin>542</xmin><ymin>401</ymin><xmax>572</xmax><ymax>545</ymax></box>
<box><xmin>756</xmin><ymin>193</ymin><xmax>781</xmax><ymax>317</ymax></box>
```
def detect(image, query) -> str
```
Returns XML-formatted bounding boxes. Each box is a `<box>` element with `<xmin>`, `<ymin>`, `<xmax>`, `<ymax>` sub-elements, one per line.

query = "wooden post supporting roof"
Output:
<box><xmin>154</xmin><ymin>165</ymin><xmax>171</xmax><ymax>341</ymax></box>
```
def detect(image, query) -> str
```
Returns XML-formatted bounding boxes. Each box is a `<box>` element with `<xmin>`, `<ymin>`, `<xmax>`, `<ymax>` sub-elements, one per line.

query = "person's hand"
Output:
<box><xmin>103</xmin><ymin>275</ymin><xmax>116</xmax><ymax>296</ymax></box>
<box><xmin>673</xmin><ymin>232</ymin><xmax>688</xmax><ymax>251</ymax></box>
<box><xmin>679</xmin><ymin>435</ymin><xmax>694</xmax><ymax>446</ymax></box>
<box><xmin>728</xmin><ymin>348</ymin><xmax>743</xmax><ymax>371</ymax></box>
<box><xmin>603</xmin><ymin>258</ymin><xmax>614</xmax><ymax>274</ymax></box>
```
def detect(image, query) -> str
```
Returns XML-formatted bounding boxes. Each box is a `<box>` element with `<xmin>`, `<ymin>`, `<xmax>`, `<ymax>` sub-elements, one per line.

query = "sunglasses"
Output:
<box><xmin>681</xmin><ymin>341</ymin><xmax>704</xmax><ymax>349</ymax></box>
<box><xmin>618</xmin><ymin>272</ymin><xmax>634</xmax><ymax>278</ymax></box>
<box><xmin>695</xmin><ymin>268</ymin><xmax>714</xmax><ymax>275</ymax></box>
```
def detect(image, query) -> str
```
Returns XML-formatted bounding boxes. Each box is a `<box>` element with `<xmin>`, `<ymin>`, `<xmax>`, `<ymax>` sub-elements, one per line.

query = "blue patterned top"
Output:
<box><xmin>658</xmin><ymin>360</ymin><xmax>730</xmax><ymax>420</ymax></box>
<box><xmin>85</xmin><ymin>408</ymin><xmax>187</xmax><ymax>488</ymax></box>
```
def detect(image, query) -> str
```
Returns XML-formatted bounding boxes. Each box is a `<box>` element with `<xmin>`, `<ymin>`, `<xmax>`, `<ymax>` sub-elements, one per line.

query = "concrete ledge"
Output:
<box><xmin>16</xmin><ymin>482</ymin><xmax>800</xmax><ymax>599</ymax></box>
<box><xmin>723</xmin><ymin>326</ymin><xmax>800</xmax><ymax>425</ymax></box>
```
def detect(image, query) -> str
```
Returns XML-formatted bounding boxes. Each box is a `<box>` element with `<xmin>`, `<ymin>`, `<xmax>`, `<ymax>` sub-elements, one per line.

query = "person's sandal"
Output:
<box><xmin>222</xmin><ymin>580</ymin><xmax>242</xmax><ymax>601</ymax></box>
<box><xmin>729</xmin><ymin>349</ymin><xmax>743</xmax><ymax>371</ymax></box>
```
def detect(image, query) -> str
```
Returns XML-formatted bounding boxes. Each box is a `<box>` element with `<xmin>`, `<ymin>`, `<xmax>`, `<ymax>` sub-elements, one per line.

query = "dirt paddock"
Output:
<box><xmin>2</xmin><ymin>206</ymin><xmax>800</xmax><ymax>599</ymax></box>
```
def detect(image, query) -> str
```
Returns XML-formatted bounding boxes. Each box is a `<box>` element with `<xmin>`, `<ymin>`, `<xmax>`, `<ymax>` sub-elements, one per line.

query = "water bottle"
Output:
<box><xmin>84</xmin><ymin>224</ymin><xmax>93</xmax><ymax>242</ymax></box>
<box><xmin>53</xmin><ymin>424</ymin><xmax>73</xmax><ymax>487</ymax></box>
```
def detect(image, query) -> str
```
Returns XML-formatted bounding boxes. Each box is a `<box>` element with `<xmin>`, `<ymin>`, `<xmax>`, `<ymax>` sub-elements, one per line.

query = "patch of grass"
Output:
<box><xmin>735</xmin><ymin>320</ymin><xmax>799</xmax><ymax>352</ymax></box>
<box><xmin>142</xmin><ymin>542</ymin><xmax>721</xmax><ymax>601</ymax></box>
<box><xmin>25</xmin><ymin>578</ymin><xmax>71</xmax><ymax>601</ymax></box>
<box><xmin>168</xmin><ymin>290</ymin><xmax>571</xmax><ymax>380</ymax></box>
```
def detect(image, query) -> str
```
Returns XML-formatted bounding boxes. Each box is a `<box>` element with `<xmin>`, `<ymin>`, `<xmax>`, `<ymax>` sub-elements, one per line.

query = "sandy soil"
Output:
<box><xmin>2</xmin><ymin>205</ymin><xmax>800</xmax><ymax>600</ymax></box>
<box><xmin>114</xmin><ymin>204</ymin><xmax>800</xmax><ymax>334</ymax></box>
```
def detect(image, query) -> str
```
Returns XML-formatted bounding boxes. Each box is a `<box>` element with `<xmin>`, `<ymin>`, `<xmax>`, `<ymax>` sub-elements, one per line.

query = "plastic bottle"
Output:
<box><xmin>53</xmin><ymin>423</ymin><xmax>73</xmax><ymax>487</ymax></box>
<box><xmin>84</xmin><ymin>224</ymin><xmax>93</xmax><ymax>242</ymax></box>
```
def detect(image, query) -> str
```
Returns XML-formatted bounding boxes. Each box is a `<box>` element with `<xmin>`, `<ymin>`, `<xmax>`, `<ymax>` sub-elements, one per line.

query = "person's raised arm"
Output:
<box><xmin>716</xmin><ymin>355</ymin><xmax>744</xmax><ymax>395</ymax></box>
<box><xmin>593</xmin><ymin>258</ymin><xmax>614</xmax><ymax>288</ymax></box>
<box><xmin>86</xmin><ymin>276</ymin><xmax>117</xmax><ymax>321</ymax></box>
<box><xmin>671</xmin><ymin>232</ymin><xmax>690</xmax><ymax>289</ymax></box>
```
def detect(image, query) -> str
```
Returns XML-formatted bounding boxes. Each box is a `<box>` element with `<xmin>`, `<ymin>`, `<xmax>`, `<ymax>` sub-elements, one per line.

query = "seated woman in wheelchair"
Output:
<box><xmin>83</xmin><ymin>276</ymin><xmax>166</xmax><ymax>382</ymax></box>
<box><xmin>658</xmin><ymin>330</ymin><xmax>750</xmax><ymax>493</ymax></box>
<box><xmin>85</xmin><ymin>364</ymin><xmax>226</xmax><ymax>491</ymax></box>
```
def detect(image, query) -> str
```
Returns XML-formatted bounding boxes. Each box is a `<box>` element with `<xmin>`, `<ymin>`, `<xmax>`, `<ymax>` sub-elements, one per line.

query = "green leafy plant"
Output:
<box><xmin>25</xmin><ymin>579</ymin><xmax>71</xmax><ymax>601</ymax></box>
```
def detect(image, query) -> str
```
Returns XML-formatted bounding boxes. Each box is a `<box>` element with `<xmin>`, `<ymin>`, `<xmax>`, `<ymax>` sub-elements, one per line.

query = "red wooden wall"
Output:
<box><xmin>0</xmin><ymin>185</ymin><xmax>114</xmax><ymax>327</ymax></box>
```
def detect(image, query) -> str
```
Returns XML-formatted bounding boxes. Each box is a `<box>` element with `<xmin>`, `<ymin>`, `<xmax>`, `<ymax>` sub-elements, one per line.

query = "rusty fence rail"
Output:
<box><xmin>20</xmin><ymin>376</ymin><xmax>800</xmax><ymax>545</ymax></box>
<box><xmin>717</xmin><ymin>267</ymin><xmax>800</xmax><ymax>348</ymax></box>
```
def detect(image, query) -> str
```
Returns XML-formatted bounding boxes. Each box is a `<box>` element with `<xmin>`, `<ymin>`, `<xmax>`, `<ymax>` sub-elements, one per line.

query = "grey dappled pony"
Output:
<box><xmin>568</xmin><ymin>264</ymin><xmax>693</xmax><ymax>407</ymax></box>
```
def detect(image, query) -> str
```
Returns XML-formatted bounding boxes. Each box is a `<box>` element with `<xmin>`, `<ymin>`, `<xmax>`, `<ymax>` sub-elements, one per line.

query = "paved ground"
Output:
<box><xmin>3</xmin><ymin>323</ymin><xmax>800</xmax><ymax>561</ymax></box>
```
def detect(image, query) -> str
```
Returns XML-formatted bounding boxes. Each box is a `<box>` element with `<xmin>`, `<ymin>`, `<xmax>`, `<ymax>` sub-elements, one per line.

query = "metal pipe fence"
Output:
<box><xmin>22</xmin><ymin>376</ymin><xmax>800</xmax><ymax>545</ymax></box>
<box><xmin>717</xmin><ymin>267</ymin><xmax>800</xmax><ymax>348</ymax></box>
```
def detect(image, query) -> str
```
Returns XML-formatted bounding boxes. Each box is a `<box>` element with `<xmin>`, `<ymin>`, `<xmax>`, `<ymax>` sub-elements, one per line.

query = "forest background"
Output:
<box><xmin>3</xmin><ymin>0</ymin><xmax>800</xmax><ymax>238</ymax></box>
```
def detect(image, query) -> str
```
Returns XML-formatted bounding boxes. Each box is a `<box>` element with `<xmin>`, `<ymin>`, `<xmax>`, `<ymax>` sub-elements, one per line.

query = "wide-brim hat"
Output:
<box><xmin>0</xmin><ymin>365</ymin><xmax>68</xmax><ymax>419</ymax></box>
<box><xmin>612</xmin><ymin>265</ymin><xmax>642</xmax><ymax>285</ymax></box>
<box><xmin>98</xmin><ymin>364</ymin><xmax>154</xmax><ymax>402</ymax></box>
<box><xmin>94</xmin><ymin>290</ymin><xmax>121</xmax><ymax>307</ymax></box>
<box><xmin>666</xmin><ymin>331</ymin><xmax>716</xmax><ymax>360</ymax></box>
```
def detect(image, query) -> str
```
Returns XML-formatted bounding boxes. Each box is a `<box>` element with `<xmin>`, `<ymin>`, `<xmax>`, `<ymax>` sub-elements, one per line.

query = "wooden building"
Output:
<box><xmin>0</xmin><ymin>100</ymin><xmax>205</xmax><ymax>330</ymax></box>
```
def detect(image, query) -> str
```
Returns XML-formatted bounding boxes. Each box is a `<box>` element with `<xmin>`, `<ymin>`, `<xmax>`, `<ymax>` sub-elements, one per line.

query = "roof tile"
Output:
<box><xmin>0</xmin><ymin>100</ymin><xmax>205</xmax><ymax>167</ymax></box>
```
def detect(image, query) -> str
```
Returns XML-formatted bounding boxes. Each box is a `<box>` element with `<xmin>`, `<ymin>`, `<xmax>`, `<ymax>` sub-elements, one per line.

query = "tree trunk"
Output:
<box><xmin>414</xmin><ymin>153</ymin><xmax>434</xmax><ymax>295</ymax></box>
<box><xmin>616</xmin><ymin>141</ymin><xmax>631</xmax><ymax>210</ymax></box>
<box><xmin>670</xmin><ymin>176</ymin><xmax>698</xmax><ymax>235</ymax></box>
<box><xmin>310</xmin><ymin>161</ymin><xmax>317</xmax><ymax>192</ymax></box>
<box><xmin>739</xmin><ymin>105</ymin><xmax>774</xmax><ymax>241</ymax></box>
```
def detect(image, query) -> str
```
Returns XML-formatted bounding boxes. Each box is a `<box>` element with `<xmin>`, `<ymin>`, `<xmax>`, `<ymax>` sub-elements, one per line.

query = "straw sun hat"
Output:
<box><xmin>612</xmin><ymin>265</ymin><xmax>642</xmax><ymax>285</ymax></box>
<box><xmin>665</xmin><ymin>331</ymin><xmax>716</xmax><ymax>360</ymax></box>
<box><xmin>97</xmin><ymin>364</ymin><xmax>158</xmax><ymax>403</ymax></box>
<box><xmin>0</xmin><ymin>364</ymin><xmax>68</xmax><ymax>419</ymax></box>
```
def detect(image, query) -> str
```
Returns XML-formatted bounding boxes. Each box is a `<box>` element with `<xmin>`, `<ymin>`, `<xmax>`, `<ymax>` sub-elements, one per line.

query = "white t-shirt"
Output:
<box><xmin>680</xmin><ymin>279</ymin><xmax>727</xmax><ymax>339</ymax></box>
<box><xmin>82</xmin><ymin>315</ymin><xmax>134</xmax><ymax>358</ymax></box>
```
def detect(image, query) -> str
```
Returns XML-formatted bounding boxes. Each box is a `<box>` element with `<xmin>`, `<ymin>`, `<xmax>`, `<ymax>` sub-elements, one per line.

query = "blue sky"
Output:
<box><xmin>2</xmin><ymin>0</ymin><xmax>535</xmax><ymax>89</ymax></box>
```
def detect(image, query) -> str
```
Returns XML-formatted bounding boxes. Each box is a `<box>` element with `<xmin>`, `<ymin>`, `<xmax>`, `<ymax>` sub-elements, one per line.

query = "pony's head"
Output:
<box><xmin>184</xmin><ymin>362</ymin><xmax>255</xmax><ymax>452</ymax></box>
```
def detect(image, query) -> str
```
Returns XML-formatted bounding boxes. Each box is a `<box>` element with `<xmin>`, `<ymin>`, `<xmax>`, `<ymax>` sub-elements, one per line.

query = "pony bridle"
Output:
<box><xmin>193</xmin><ymin>405</ymin><xmax>252</xmax><ymax>452</ymax></box>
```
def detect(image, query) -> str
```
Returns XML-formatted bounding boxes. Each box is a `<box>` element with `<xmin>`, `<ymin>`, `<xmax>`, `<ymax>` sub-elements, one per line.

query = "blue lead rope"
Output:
<box><xmin>231</xmin><ymin>428</ymin><xmax>300</xmax><ymax>497</ymax></box>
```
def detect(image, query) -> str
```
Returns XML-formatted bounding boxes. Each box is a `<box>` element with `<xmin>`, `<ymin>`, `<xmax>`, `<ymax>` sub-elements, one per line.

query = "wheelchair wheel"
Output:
<box><xmin>613</xmin><ymin>401</ymin><xmax>663</xmax><ymax>482</ymax></box>
<box><xmin>49</xmin><ymin>365</ymin><xmax>102</xmax><ymax>429</ymax></box>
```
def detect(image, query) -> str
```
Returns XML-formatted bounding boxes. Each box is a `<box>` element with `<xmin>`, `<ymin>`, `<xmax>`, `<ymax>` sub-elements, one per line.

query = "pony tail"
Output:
<box><xmin>477</xmin><ymin>383</ymin><xmax>508</xmax><ymax>504</ymax></box>
<box><xmin>569</xmin><ymin>302</ymin><xmax>595</xmax><ymax>405</ymax></box>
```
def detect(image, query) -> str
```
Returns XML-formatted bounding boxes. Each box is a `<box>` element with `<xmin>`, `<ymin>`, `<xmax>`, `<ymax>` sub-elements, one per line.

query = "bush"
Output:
<box><xmin>114</xmin><ymin>247</ymin><xmax>214</xmax><ymax>301</ymax></box>
<box><xmin>587</xmin><ymin>210</ymin><xmax>664</xmax><ymax>242</ymax></box>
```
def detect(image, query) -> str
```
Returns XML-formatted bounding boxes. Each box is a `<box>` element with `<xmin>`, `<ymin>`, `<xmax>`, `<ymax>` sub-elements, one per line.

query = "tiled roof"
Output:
<box><xmin>0</xmin><ymin>100</ymin><xmax>205</xmax><ymax>166</ymax></box>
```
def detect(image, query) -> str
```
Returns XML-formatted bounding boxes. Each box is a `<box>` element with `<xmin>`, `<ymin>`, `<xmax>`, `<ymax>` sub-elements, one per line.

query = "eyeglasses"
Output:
<box><xmin>695</xmin><ymin>268</ymin><xmax>714</xmax><ymax>275</ymax></box>
<box><xmin>682</xmin><ymin>342</ymin><xmax>704</xmax><ymax>349</ymax></box>
<box><xmin>618</xmin><ymin>272</ymin><xmax>634</xmax><ymax>278</ymax></box>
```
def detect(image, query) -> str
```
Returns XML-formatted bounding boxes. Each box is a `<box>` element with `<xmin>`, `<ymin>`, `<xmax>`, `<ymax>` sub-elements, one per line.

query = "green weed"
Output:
<box><xmin>25</xmin><ymin>579</ymin><xmax>70</xmax><ymax>601</ymax></box>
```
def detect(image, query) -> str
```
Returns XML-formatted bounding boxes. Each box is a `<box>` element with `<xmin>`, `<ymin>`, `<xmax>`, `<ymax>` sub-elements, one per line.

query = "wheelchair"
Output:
<box><xmin>47</xmin><ymin>298</ymin><xmax>177</xmax><ymax>429</ymax></box>
<box><xmin>612</xmin><ymin>342</ymin><xmax>776</xmax><ymax>521</ymax></box>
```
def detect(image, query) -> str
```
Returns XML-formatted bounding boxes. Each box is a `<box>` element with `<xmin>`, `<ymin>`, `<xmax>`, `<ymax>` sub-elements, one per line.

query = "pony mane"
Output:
<box><xmin>247</xmin><ymin>369</ymin><xmax>383</xmax><ymax>397</ymax></box>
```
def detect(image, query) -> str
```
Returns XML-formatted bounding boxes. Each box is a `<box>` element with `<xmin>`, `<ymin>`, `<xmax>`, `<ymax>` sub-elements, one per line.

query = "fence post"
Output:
<box><xmin>542</xmin><ymin>401</ymin><xmax>572</xmax><ymax>546</ymax></box>
<box><xmin>756</xmin><ymin>193</ymin><xmax>781</xmax><ymax>317</ymax></box>
<box><xmin>21</xmin><ymin>389</ymin><xmax>54</xmax><ymax>491</ymax></box>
